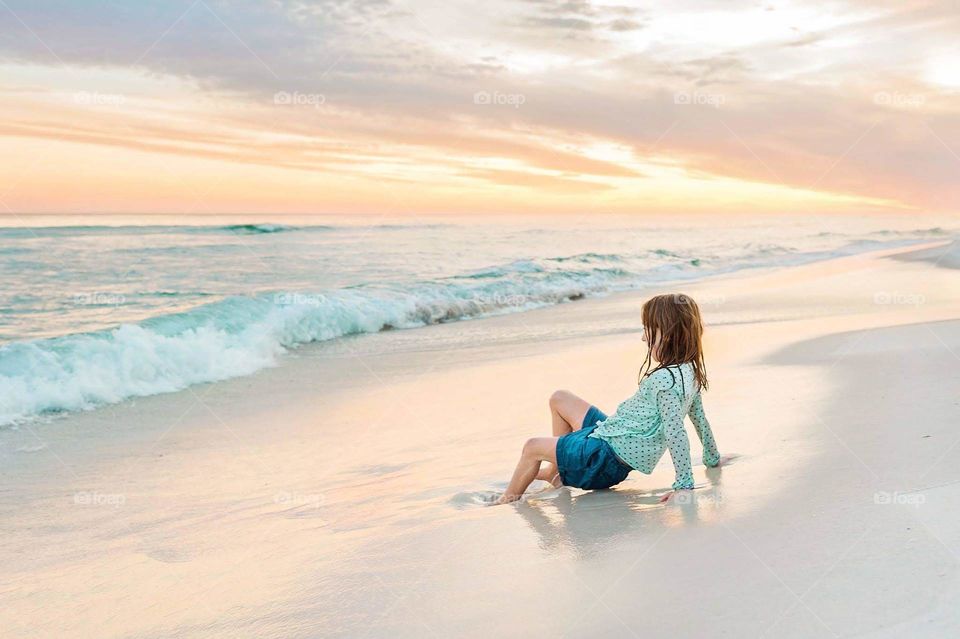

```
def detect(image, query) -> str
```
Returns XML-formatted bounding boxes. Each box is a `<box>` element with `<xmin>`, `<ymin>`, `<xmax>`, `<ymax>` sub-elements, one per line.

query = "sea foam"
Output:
<box><xmin>0</xmin><ymin>226</ymin><xmax>953</xmax><ymax>427</ymax></box>
<box><xmin>0</xmin><ymin>262</ymin><xmax>629</xmax><ymax>426</ymax></box>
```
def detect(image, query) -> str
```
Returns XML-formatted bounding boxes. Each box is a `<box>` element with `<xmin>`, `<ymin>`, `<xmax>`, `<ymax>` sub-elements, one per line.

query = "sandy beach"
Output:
<box><xmin>2</xmin><ymin>240</ymin><xmax>959</xmax><ymax>638</ymax></box>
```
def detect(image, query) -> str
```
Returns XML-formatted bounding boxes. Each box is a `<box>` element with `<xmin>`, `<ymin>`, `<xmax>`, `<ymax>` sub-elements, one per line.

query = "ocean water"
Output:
<box><xmin>0</xmin><ymin>214</ymin><xmax>953</xmax><ymax>427</ymax></box>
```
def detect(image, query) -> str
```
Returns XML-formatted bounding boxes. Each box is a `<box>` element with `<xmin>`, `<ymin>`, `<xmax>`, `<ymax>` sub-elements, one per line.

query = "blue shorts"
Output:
<box><xmin>555</xmin><ymin>406</ymin><xmax>632</xmax><ymax>490</ymax></box>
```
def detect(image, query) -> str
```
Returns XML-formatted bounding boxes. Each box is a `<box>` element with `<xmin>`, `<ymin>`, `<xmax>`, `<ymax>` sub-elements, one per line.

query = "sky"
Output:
<box><xmin>0</xmin><ymin>0</ymin><xmax>959</xmax><ymax>216</ymax></box>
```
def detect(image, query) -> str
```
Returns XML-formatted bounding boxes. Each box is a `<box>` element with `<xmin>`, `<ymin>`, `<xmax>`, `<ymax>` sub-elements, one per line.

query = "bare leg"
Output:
<box><xmin>534</xmin><ymin>465</ymin><xmax>562</xmax><ymax>485</ymax></box>
<box><xmin>549</xmin><ymin>389</ymin><xmax>592</xmax><ymax>436</ymax></box>
<box><xmin>537</xmin><ymin>390</ymin><xmax>592</xmax><ymax>485</ymax></box>
<box><xmin>497</xmin><ymin>437</ymin><xmax>559</xmax><ymax>504</ymax></box>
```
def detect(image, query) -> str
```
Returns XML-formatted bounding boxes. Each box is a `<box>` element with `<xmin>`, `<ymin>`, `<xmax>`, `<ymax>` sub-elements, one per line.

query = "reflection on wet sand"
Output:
<box><xmin>514</xmin><ymin>464</ymin><xmax>727</xmax><ymax>557</ymax></box>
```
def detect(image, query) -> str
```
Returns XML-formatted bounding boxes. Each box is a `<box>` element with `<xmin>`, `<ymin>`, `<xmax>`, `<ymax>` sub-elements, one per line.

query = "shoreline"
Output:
<box><xmin>2</xmin><ymin>239</ymin><xmax>952</xmax><ymax>468</ymax></box>
<box><xmin>3</xmin><ymin>240</ymin><xmax>960</xmax><ymax>637</ymax></box>
<box><xmin>1</xmin><ymin>237</ymin><xmax>954</xmax><ymax>432</ymax></box>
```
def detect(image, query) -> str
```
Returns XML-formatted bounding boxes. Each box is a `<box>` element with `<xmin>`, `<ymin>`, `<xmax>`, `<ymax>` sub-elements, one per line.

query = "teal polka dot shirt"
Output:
<box><xmin>590</xmin><ymin>362</ymin><xmax>720</xmax><ymax>490</ymax></box>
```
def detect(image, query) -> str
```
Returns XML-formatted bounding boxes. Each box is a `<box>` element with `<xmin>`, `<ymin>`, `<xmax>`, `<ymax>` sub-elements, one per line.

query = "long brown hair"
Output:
<box><xmin>638</xmin><ymin>293</ymin><xmax>708</xmax><ymax>391</ymax></box>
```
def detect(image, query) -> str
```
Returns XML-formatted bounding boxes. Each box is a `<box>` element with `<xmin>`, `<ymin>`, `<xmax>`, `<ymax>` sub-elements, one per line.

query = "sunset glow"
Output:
<box><xmin>1</xmin><ymin>1</ymin><xmax>958</xmax><ymax>215</ymax></box>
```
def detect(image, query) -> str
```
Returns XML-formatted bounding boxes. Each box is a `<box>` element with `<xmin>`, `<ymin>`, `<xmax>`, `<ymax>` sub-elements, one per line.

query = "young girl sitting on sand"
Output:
<box><xmin>496</xmin><ymin>293</ymin><xmax>720</xmax><ymax>505</ymax></box>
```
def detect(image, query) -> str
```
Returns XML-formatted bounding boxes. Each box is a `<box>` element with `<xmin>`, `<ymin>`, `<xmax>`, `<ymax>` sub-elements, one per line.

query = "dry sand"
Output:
<box><xmin>1</xmin><ymin>241</ymin><xmax>959</xmax><ymax>638</ymax></box>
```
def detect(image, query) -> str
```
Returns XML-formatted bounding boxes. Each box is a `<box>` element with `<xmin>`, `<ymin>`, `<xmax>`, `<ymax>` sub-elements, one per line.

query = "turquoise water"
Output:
<box><xmin>0</xmin><ymin>214</ymin><xmax>952</xmax><ymax>426</ymax></box>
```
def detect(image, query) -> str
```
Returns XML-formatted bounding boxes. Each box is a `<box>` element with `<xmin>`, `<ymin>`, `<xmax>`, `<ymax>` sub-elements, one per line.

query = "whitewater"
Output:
<box><xmin>0</xmin><ymin>215</ymin><xmax>953</xmax><ymax>427</ymax></box>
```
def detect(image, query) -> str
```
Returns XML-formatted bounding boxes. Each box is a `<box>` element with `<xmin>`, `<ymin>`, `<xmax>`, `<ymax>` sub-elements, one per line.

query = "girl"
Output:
<box><xmin>496</xmin><ymin>293</ymin><xmax>720</xmax><ymax>505</ymax></box>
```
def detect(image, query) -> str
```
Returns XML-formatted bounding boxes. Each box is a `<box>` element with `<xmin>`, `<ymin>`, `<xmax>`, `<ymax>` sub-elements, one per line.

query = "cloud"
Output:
<box><xmin>512</xmin><ymin>0</ymin><xmax>645</xmax><ymax>39</ymax></box>
<box><xmin>608</xmin><ymin>18</ymin><xmax>644</xmax><ymax>32</ymax></box>
<box><xmin>519</xmin><ymin>16</ymin><xmax>594</xmax><ymax>32</ymax></box>
<box><xmin>0</xmin><ymin>0</ymin><xmax>959</xmax><ymax>212</ymax></box>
